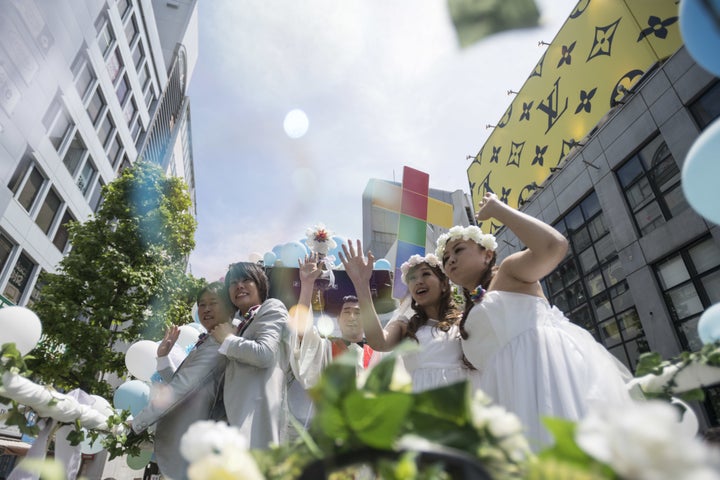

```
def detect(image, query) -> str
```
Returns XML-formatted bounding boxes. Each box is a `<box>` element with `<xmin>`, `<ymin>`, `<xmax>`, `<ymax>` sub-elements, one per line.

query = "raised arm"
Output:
<box><xmin>295</xmin><ymin>254</ymin><xmax>323</xmax><ymax>342</ymax></box>
<box><xmin>476</xmin><ymin>193</ymin><xmax>568</xmax><ymax>287</ymax></box>
<box><xmin>339</xmin><ymin>240</ymin><xmax>405</xmax><ymax>351</ymax></box>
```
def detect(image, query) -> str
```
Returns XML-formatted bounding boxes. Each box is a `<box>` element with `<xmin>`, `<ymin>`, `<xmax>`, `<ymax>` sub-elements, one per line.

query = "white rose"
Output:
<box><xmin>180</xmin><ymin>420</ymin><xmax>248</xmax><ymax>463</ymax></box>
<box><xmin>187</xmin><ymin>450</ymin><xmax>263</xmax><ymax>480</ymax></box>
<box><xmin>576</xmin><ymin>401</ymin><xmax>720</xmax><ymax>480</ymax></box>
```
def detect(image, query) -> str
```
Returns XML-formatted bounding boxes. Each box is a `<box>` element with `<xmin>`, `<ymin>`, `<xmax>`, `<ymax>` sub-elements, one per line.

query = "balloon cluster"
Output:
<box><xmin>255</xmin><ymin>233</ymin><xmax>394</xmax><ymax>271</ymax></box>
<box><xmin>679</xmin><ymin>0</ymin><xmax>720</xmax><ymax>348</ymax></box>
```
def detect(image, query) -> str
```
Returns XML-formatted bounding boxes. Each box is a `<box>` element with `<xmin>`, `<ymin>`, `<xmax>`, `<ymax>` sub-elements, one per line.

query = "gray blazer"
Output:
<box><xmin>222</xmin><ymin>298</ymin><xmax>290</xmax><ymax>449</ymax></box>
<box><xmin>132</xmin><ymin>335</ymin><xmax>226</xmax><ymax>480</ymax></box>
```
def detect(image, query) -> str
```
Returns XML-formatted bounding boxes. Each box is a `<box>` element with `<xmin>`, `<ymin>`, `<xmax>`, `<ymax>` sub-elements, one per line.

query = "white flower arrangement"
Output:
<box><xmin>400</xmin><ymin>253</ymin><xmax>442</xmax><ymax>284</ymax></box>
<box><xmin>305</xmin><ymin>223</ymin><xmax>336</xmax><ymax>255</ymax></box>
<box><xmin>180</xmin><ymin>420</ymin><xmax>263</xmax><ymax>480</ymax></box>
<box><xmin>575</xmin><ymin>400</ymin><xmax>720</xmax><ymax>480</ymax></box>
<box><xmin>469</xmin><ymin>390</ymin><xmax>531</xmax><ymax>464</ymax></box>
<box><xmin>434</xmin><ymin>225</ymin><xmax>497</xmax><ymax>260</ymax></box>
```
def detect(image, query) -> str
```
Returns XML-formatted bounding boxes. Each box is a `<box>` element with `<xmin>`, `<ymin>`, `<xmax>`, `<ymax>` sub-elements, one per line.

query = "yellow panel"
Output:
<box><xmin>427</xmin><ymin>197</ymin><xmax>454</xmax><ymax>229</ymax></box>
<box><xmin>467</xmin><ymin>0</ymin><xmax>682</xmax><ymax>231</ymax></box>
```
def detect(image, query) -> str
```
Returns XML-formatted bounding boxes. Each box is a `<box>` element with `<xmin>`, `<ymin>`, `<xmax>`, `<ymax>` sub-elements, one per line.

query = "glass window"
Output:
<box><xmin>35</xmin><ymin>188</ymin><xmax>62</xmax><ymax>234</ymax></box>
<box><xmin>656</xmin><ymin>237</ymin><xmax>720</xmax><ymax>352</ymax></box>
<box><xmin>77</xmin><ymin>160</ymin><xmax>97</xmax><ymax>196</ymax></box>
<box><xmin>8</xmin><ymin>153</ymin><xmax>32</xmax><ymax>194</ymax></box>
<box><xmin>96</xmin><ymin>17</ymin><xmax>115</xmax><ymax>56</ymax></box>
<box><xmin>17</xmin><ymin>166</ymin><xmax>45</xmax><ymax>212</ymax></box>
<box><xmin>107</xmin><ymin>134</ymin><xmax>123</xmax><ymax>168</ymax></box>
<box><xmin>657</xmin><ymin>255</ymin><xmax>690</xmax><ymax>289</ymax></box>
<box><xmin>689</xmin><ymin>82</ymin><xmax>720</xmax><ymax>129</ymax></box>
<box><xmin>689</xmin><ymin>240</ymin><xmax>720</xmax><ymax>275</ymax></box>
<box><xmin>63</xmin><ymin>132</ymin><xmax>88</xmax><ymax>176</ymax></box>
<box><xmin>71</xmin><ymin>51</ymin><xmax>95</xmax><ymax>100</ymax></box>
<box><xmin>123</xmin><ymin>97</ymin><xmax>137</xmax><ymax>124</ymax></box>
<box><xmin>106</xmin><ymin>47</ymin><xmax>123</xmax><ymax>84</ymax></box>
<box><xmin>542</xmin><ymin>191</ymin><xmax>645</xmax><ymax>370</ymax></box>
<box><xmin>52</xmin><ymin>210</ymin><xmax>74</xmax><ymax>253</ymax></box>
<box><xmin>132</xmin><ymin>41</ymin><xmax>145</xmax><ymax>69</ymax></box>
<box><xmin>45</xmin><ymin>101</ymin><xmax>74</xmax><ymax>152</ymax></box>
<box><xmin>116</xmin><ymin>75</ymin><xmax>130</xmax><ymax>105</ymax></box>
<box><xmin>0</xmin><ymin>232</ymin><xmax>15</xmax><ymax>275</ymax></box>
<box><xmin>98</xmin><ymin>114</ymin><xmax>115</xmax><ymax>147</ymax></box>
<box><xmin>616</xmin><ymin>134</ymin><xmax>688</xmax><ymax>236</ymax></box>
<box><xmin>89</xmin><ymin>179</ymin><xmax>105</xmax><ymax>212</ymax></box>
<box><xmin>117</xmin><ymin>0</ymin><xmax>132</xmax><ymax>18</ymax></box>
<box><xmin>703</xmin><ymin>270</ymin><xmax>720</xmax><ymax>304</ymax></box>
<box><xmin>87</xmin><ymin>88</ymin><xmax>106</xmax><ymax>125</ymax></box>
<box><xmin>125</xmin><ymin>14</ymin><xmax>139</xmax><ymax>44</ymax></box>
<box><xmin>3</xmin><ymin>252</ymin><xmax>36</xmax><ymax>304</ymax></box>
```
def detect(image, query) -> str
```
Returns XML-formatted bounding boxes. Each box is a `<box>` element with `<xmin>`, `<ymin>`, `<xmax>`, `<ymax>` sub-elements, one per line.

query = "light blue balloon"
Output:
<box><xmin>271</xmin><ymin>244</ymin><xmax>283</xmax><ymax>256</ymax></box>
<box><xmin>299</xmin><ymin>238</ymin><xmax>312</xmax><ymax>254</ymax></box>
<box><xmin>374</xmin><ymin>258</ymin><xmax>392</xmax><ymax>271</ymax></box>
<box><xmin>680</xmin><ymin>0</ymin><xmax>720</xmax><ymax>76</ymax></box>
<box><xmin>698</xmin><ymin>303</ymin><xmax>720</xmax><ymax>344</ymax></box>
<box><xmin>326</xmin><ymin>236</ymin><xmax>347</xmax><ymax>266</ymax></box>
<box><xmin>280</xmin><ymin>241</ymin><xmax>307</xmax><ymax>267</ymax></box>
<box><xmin>263</xmin><ymin>251</ymin><xmax>277</xmax><ymax>267</ymax></box>
<box><xmin>113</xmin><ymin>380</ymin><xmax>150</xmax><ymax>416</ymax></box>
<box><xmin>682</xmin><ymin>117</ymin><xmax>720</xmax><ymax>224</ymax></box>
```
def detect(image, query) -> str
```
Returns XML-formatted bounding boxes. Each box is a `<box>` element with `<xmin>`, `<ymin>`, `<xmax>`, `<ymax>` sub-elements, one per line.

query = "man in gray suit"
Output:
<box><xmin>132</xmin><ymin>282</ymin><xmax>232</xmax><ymax>480</ymax></box>
<box><xmin>211</xmin><ymin>262</ymin><xmax>290</xmax><ymax>449</ymax></box>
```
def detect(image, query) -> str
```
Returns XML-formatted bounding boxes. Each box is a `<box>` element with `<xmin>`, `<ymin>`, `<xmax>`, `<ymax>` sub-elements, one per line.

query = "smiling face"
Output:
<box><xmin>406</xmin><ymin>264</ymin><xmax>445</xmax><ymax>316</ymax></box>
<box><xmin>338</xmin><ymin>300</ymin><xmax>363</xmax><ymax>342</ymax></box>
<box><xmin>197</xmin><ymin>290</ymin><xmax>233</xmax><ymax>331</ymax></box>
<box><xmin>441</xmin><ymin>239</ymin><xmax>493</xmax><ymax>290</ymax></box>
<box><xmin>227</xmin><ymin>277</ymin><xmax>262</xmax><ymax>315</ymax></box>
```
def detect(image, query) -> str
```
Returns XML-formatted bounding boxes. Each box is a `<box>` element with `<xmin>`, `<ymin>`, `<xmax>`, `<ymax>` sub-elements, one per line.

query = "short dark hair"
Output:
<box><xmin>196</xmin><ymin>281</ymin><xmax>234</xmax><ymax>312</ymax></box>
<box><xmin>225</xmin><ymin>262</ymin><xmax>269</xmax><ymax>303</ymax></box>
<box><xmin>342</xmin><ymin>295</ymin><xmax>359</xmax><ymax>304</ymax></box>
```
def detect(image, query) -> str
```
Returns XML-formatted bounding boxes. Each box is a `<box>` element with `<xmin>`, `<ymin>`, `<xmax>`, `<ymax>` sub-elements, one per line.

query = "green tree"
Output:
<box><xmin>28</xmin><ymin>160</ymin><xmax>204</xmax><ymax>397</ymax></box>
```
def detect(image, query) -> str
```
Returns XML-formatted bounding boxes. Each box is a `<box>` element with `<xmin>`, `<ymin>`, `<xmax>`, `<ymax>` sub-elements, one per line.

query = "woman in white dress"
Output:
<box><xmin>436</xmin><ymin>192</ymin><xmax>632</xmax><ymax>450</ymax></box>
<box><xmin>340</xmin><ymin>240</ymin><xmax>478</xmax><ymax>392</ymax></box>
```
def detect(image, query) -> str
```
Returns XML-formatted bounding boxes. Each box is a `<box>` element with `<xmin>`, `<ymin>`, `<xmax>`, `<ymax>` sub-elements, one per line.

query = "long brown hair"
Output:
<box><xmin>404</xmin><ymin>263</ymin><xmax>463</xmax><ymax>342</ymax></box>
<box><xmin>459</xmin><ymin>247</ymin><xmax>497</xmax><ymax>339</ymax></box>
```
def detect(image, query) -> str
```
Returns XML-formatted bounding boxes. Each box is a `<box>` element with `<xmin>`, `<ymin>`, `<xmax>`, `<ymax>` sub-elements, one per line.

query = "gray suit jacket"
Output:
<box><xmin>132</xmin><ymin>335</ymin><xmax>226</xmax><ymax>480</ymax></box>
<box><xmin>222</xmin><ymin>298</ymin><xmax>290</xmax><ymax>449</ymax></box>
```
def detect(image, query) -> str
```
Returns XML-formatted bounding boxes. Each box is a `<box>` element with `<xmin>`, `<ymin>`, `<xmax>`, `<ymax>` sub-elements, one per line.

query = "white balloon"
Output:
<box><xmin>249</xmin><ymin>252</ymin><xmax>263</xmax><ymax>263</ymax></box>
<box><xmin>168</xmin><ymin>343</ymin><xmax>188</xmax><ymax>366</ymax></box>
<box><xmin>191</xmin><ymin>302</ymin><xmax>200</xmax><ymax>323</ymax></box>
<box><xmin>0</xmin><ymin>306</ymin><xmax>43</xmax><ymax>355</ymax></box>
<box><xmin>185</xmin><ymin>323</ymin><xmax>207</xmax><ymax>335</ymax></box>
<box><xmin>125</xmin><ymin>340</ymin><xmax>158</xmax><ymax>382</ymax></box>
<box><xmin>176</xmin><ymin>324</ymin><xmax>201</xmax><ymax>349</ymax></box>
<box><xmin>90</xmin><ymin>394</ymin><xmax>115</xmax><ymax>417</ymax></box>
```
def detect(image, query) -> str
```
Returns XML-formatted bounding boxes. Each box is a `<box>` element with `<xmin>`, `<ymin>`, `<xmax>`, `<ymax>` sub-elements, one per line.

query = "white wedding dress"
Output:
<box><xmin>397</xmin><ymin>318</ymin><xmax>480</xmax><ymax>393</ymax></box>
<box><xmin>462</xmin><ymin>291</ymin><xmax>633</xmax><ymax>450</ymax></box>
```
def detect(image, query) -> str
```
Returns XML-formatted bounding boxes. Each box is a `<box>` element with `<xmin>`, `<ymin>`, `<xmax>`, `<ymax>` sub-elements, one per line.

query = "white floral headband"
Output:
<box><xmin>434</xmin><ymin>225</ymin><xmax>498</xmax><ymax>260</ymax></box>
<box><xmin>400</xmin><ymin>253</ymin><xmax>442</xmax><ymax>284</ymax></box>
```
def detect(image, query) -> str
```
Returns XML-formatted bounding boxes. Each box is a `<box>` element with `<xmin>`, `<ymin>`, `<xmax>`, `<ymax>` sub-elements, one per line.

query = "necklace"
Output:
<box><xmin>469</xmin><ymin>285</ymin><xmax>486</xmax><ymax>303</ymax></box>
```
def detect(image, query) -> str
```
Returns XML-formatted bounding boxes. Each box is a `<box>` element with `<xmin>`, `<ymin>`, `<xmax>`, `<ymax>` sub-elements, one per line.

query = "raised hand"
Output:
<box><xmin>298</xmin><ymin>254</ymin><xmax>322</xmax><ymax>285</ymax></box>
<box><xmin>157</xmin><ymin>325</ymin><xmax>180</xmax><ymax>357</ymax></box>
<box><xmin>339</xmin><ymin>239</ymin><xmax>375</xmax><ymax>286</ymax></box>
<box><xmin>474</xmin><ymin>192</ymin><xmax>502</xmax><ymax>222</ymax></box>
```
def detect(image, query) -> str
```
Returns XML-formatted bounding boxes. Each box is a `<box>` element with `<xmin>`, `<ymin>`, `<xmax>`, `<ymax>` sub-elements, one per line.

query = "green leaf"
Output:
<box><xmin>343</xmin><ymin>391</ymin><xmax>414</xmax><ymax>449</ymax></box>
<box><xmin>634</xmin><ymin>351</ymin><xmax>666</xmax><ymax>376</ymax></box>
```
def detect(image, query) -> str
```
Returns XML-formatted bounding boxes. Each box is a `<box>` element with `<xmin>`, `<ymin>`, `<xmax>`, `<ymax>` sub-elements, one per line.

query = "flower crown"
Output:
<box><xmin>400</xmin><ymin>253</ymin><xmax>442</xmax><ymax>284</ymax></box>
<box><xmin>435</xmin><ymin>225</ymin><xmax>498</xmax><ymax>260</ymax></box>
<box><xmin>305</xmin><ymin>223</ymin><xmax>337</xmax><ymax>255</ymax></box>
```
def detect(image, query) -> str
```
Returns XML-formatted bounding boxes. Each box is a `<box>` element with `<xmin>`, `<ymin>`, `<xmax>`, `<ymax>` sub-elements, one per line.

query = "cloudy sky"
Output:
<box><xmin>186</xmin><ymin>0</ymin><xmax>578</xmax><ymax>281</ymax></box>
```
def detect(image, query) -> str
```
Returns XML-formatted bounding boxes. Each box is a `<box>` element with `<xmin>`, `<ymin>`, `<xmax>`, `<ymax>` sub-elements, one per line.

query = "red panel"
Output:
<box><xmin>402</xmin><ymin>166</ymin><xmax>429</xmax><ymax>195</ymax></box>
<box><xmin>401</xmin><ymin>189</ymin><xmax>428</xmax><ymax>220</ymax></box>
